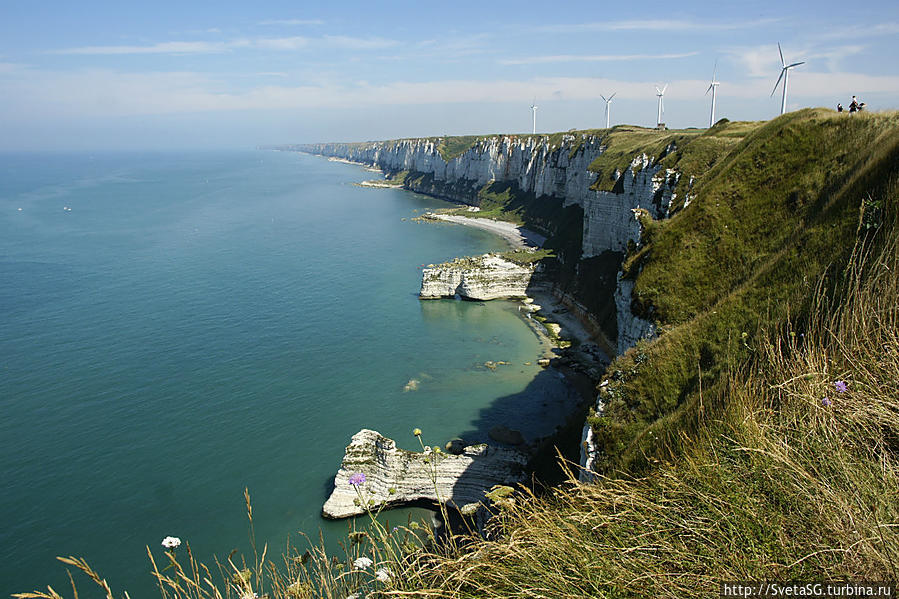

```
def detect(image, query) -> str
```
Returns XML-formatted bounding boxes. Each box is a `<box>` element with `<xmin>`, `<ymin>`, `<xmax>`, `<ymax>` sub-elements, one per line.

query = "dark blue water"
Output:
<box><xmin>0</xmin><ymin>151</ymin><xmax>574</xmax><ymax>595</ymax></box>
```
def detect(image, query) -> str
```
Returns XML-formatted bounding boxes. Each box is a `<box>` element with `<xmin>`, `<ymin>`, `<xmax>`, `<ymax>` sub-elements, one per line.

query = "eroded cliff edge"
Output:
<box><xmin>284</xmin><ymin>121</ymin><xmax>764</xmax><ymax>480</ymax></box>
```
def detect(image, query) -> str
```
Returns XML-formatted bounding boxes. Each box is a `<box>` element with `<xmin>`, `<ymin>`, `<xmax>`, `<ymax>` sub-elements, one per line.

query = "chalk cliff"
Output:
<box><xmin>295</xmin><ymin>134</ymin><xmax>690</xmax><ymax>480</ymax></box>
<box><xmin>298</xmin><ymin>135</ymin><xmax>677</xmax><ymax>354</ymax></box>
<box><xmin>323</xmin><ymin>429</ymin><xmax>528</xmax><ymax>519</ymax></box>
<box><xmin>419</xmin><ymin>254</ymin><xmax>535</xmax><ymax>300</ymax></box>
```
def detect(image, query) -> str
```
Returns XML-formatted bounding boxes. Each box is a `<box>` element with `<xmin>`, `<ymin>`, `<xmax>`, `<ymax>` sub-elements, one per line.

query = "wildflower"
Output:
<box><xmin>834</xmin><ymin>380</ymin><xmax>848</xmax><ymax>393</ymax></box>
<box><xmin>161</xmin><ymin>536</ymin><xmax>181</xmax><ymax>550</ymax></box>
<box><xmin>348</xmin><ymin>472</ymin><xmax>366</xmax><ymax>487</ymax></box>
<box><xmin>413</xmin><ymin>428</ymin><xmax>422</xmax><ymax>437</ymax></box>
<box><xmin>240</xmin><ymin>593</ymin><xmax>258</xmax><ymax>599</ymax></box>
<box><xmin>375</xmin><ymin>567</ymin><xmax>392</xmax><ymax>582</ymax></box>
<box><xmin>460</xmin><ymin>502</ymin><xmax>480</xmax><ymax>516</ymax></box>
<box><xmin>822</xmin><ymin>397</ymin><xmax>832</xmax><ymax>407</ymax></box>
<box><xmin>353</xmin><ymin>556</ymin><xmax>373</xmax><ymax>570</ymax></box>
<box><xmin>346</xmin><ymin>594</ymin><xmax>361</xmax><ymax>599</ymax></box>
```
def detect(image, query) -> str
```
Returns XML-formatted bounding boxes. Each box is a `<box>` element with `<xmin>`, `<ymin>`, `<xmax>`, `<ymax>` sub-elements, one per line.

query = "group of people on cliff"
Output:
<box><xmin>837</xmin><ymin>96</ymin><xmax>866</xmax><ymax>113</ymax></box>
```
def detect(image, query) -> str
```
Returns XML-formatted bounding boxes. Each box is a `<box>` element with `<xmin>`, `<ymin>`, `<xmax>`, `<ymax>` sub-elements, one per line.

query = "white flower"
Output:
<box><xmin>375</xmin><ymin>567</ymin><xmax>391</xmax><ymax>582</ymax></box>
<box><xmin>240</xmin><ymin>594</ymin><xmax>258</xmax><ymax>599</ymax></box>
<box><xmin>345</xmin><ymin>594</ymin><xmax>361</xmax><ymax>599</ymax></box>
<box><xmin>161</xmin><ymin>536</ymin><xmax>181</xmax><ymax>549</ymax></box>
<box><xmin>352</xmin><ymin>556</ymin><xmax>373</xmax><ymax>570</ymax></box>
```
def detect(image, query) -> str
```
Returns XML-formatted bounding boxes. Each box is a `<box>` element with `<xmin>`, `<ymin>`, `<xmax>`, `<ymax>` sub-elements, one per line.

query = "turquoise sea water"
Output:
<box><xmin>0</xmin><ymin>151</ymin><xmax>576</xmax><ymax>595</ymax></box>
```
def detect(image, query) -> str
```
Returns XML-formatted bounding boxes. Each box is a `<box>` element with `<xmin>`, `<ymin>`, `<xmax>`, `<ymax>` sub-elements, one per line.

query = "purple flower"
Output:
<box><xmin>348</xmin><ymin>472</ymin><xmax>366</xmax><ymax>487</ymax></box>
<box><xmin>822</xmin><ymin>397</ymin><xmax>831</xmax><ymax>407</ymax></box>
<box><xmin>834</xmin><ymin>380</ymin><xmax>848</xmax><ymax>393</ymax></box>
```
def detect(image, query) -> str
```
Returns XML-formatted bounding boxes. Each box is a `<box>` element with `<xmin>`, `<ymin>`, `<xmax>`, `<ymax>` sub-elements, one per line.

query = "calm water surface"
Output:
<box><xmin>0</xmin><ymin>150</ymin><xmax>575</xmax><ymax>595</ymax></box>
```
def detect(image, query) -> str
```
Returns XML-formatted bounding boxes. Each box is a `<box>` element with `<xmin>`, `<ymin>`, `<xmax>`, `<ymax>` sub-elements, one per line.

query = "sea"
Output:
<box><xmin>0</xmin><ymin>150</ymin><xmax>577</xmax><ymax>595</ymax></box>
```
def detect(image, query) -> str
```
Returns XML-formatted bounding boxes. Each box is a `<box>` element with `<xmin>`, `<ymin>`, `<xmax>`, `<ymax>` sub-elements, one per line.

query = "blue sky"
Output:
<box><xmin>1</xmin><ymin>0</ymin><xmax>898</xmax><ymax>150</ymax></box>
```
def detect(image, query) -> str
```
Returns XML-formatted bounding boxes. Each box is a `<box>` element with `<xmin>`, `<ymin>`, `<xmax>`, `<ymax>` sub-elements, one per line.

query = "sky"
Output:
<box><xmin>1</xmin><ymin>0</ymin><xmax>898</xmax><ymax>150</ymax></box>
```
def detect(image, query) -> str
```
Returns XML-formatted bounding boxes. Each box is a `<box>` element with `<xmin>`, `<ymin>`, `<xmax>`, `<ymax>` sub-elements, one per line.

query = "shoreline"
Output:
<box><xmin>422</xmin><ymin>213</ymin><xmax>546</xmax><ymax>250</ymax></box>
<box><xmin>333</xmin><ymin>151</ymin><xmax>605</xmax><ymax>436</ymax></box>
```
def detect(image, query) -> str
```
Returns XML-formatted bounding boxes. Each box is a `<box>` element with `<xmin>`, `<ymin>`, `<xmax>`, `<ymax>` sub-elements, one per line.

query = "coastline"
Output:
<box><xmin>330</xmin><ymin>151</ymin><xmax>605</xmax><ymax>455</ymax></box>
<box><xmin>422</xmin><ymin>213</ymin><xmax>546</xmax><ymax>250</ymax></box>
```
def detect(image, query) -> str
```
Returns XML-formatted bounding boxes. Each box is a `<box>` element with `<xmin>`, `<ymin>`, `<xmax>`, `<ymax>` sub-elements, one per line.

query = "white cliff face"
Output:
<box><xmin>300</xmin><ymin>136</ymin><xmax>686</xmax><ymax>481</ymax></box>
<box><xmin>303</xmin><ymin>137</ymin><xmax>673</xmax><ymax>355</ymax></box>
<box><xmin>582</xmin><ymin>155</ymin><xmax>680</xmax><ymax>256</ymax></box>
<box><xmin>302</xmin><ymin>135</ymin><xmax>606</xmax><ymax>208</ymax></box>
<box><xmin>323</xmin><ymin>429</ymin><xmax>528</xmax><ymax>519</ymax></box>
<box><xmin>420</xmin><ymin>254</ymin><xmax>535</xmax><ymax>300</ymax></box>
<box><xmin>614</xmin><ymin>272</ymin><xmax>656</xmax><ymax>356</ymax></box>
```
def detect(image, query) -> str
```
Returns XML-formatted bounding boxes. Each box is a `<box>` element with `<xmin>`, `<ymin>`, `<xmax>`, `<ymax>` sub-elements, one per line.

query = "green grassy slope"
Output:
<box><xmin>594</xmin><ymin>109</ymin><xmax>899</xmax><ymax>472</ymax></box>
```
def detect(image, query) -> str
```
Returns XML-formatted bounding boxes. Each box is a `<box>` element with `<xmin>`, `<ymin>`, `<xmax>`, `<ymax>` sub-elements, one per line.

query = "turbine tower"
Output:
<box><xmin>706</xmin><ymin>62</ymin><xmax>720</xmax><ymax>127</ymax></box>
<box><xmin>655</xmin><ymin>84</ymin><xmax>668</xmax><ymax>128</ymax></box>
<box><xmin>600</xmin><ymin>92</ymin><xmax>616</xmax><ymax>128</ymax></box>
<box><xmin>530</xmin><ymin>98</ymin><xmax>538</xmax><ymax>134</ymax></box>
<box><xmin>771</xmin><ymin>43</ymin><xmax>805</xmax><ymax>115</ymax></box>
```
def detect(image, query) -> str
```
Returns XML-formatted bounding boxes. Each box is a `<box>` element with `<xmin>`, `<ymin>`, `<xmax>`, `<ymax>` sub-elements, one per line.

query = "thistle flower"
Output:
<box><xmin>834</xmin><ymin>380</ymin><xmax>848</xmax><ymax>393</ymax></box>
<box><xmin>822</xmin><ymin>397</ymin><xmax>832</xmax><ymax>407</ymax></box>
<box><xmin>161</xmin><ymin>536</ymin><xmax>181</xmax><ymax>550</ymax></box>
<box><xmin>353</xmin><ymin>556</ymin><xmax>373</xmax><ymax>570</ymax></box>
<box><xmin>375</xmin><ymin>567</ymin><xmax>392</xmax><ymax>582</ymax></box>
<box><xmin>348</xmin><ymin>472</ymin><xmax>366</xmax><ymax>487</ymax></box>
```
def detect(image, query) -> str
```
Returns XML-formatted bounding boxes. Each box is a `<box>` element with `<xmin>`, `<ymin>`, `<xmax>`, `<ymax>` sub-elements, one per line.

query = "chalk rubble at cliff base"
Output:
<box><xmin>322</xmin><ymin>429</ymin><xmax>528</xmax><ymax>519</ymax></box>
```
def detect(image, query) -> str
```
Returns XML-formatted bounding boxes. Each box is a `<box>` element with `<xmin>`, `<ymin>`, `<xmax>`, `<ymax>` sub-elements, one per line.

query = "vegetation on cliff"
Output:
<box><xmin>23</xmin><ymin>111</ymin><xmax>899</xmax><ymax>598</ymax></box>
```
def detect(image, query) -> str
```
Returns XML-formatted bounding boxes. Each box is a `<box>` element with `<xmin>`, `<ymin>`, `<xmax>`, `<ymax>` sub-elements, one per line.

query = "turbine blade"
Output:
<box><xmin>712</xmin><ymin>58</ymin><xmax>718</xmax><ymax>81</ymax></box>
<box><xmin>787</xmin><ymin>61</ymin><xmax>805</xmax><ymax>68</ymax></box>
<box><xmin>600</xmin><ymin>94</ymin><xmax>607</xmax><ymax>102</ymax></box>
<box><xmin>771</xmin><ymin>68</ymin><xmax>785</xmax><ymax>97</ymax></box>
<box><xmin>706</xmin><ymin>83</ymin><xmax>713</xmax><ymax>95</ymax></box>
<box><xmin>662</xmin><ymin>83</ymin><xmax>668</xmax><ymax>94</ymax></box>
<box><xmin>655</xmin><ymin>86</ymin><xmax>661</xmax><ymax>94</ymax></box>
<box><xmin>609</xmin><ymin>92</ymin><xmax>616</xmax><ymax>100</ymax></box>
<box><xmin>778</xmin><ymin>42</ymin><xmax>785</xmax><ymax>67</ymax></box>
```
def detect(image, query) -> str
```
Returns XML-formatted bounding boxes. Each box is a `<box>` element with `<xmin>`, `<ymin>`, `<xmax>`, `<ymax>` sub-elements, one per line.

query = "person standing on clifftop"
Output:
<box><xmin>837</xmin><ymin>103</ymin><xmax>844</xmax><ymax>113</ymax></box>
<box><xmin>850</xmin><ymin>96</ymin><xmax>859</xmax><ymax>113</ymax></box>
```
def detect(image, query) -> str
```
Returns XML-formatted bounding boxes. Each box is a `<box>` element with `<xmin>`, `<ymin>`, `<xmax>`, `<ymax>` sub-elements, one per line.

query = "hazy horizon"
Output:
<box><xmin>2</xmin><ymin>0</ymin><xmax>898</xmax><ymax>151</ymax></box>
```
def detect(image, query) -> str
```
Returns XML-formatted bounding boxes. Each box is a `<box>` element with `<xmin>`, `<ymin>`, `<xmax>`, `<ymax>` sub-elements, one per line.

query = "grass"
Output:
<box><xmin>30</xmin><ymin>198</ymin><xmax>899</xmax><ymax>599</ymax></box>
<box><xmin>596</xmin><ymin>109</ymin><xmax>899</xmax><ymax>472</ymax></box>
<box><xmin>24</xmin><ymin>112</ymin><xmax>899</xmax><ymax>596</ymax></box>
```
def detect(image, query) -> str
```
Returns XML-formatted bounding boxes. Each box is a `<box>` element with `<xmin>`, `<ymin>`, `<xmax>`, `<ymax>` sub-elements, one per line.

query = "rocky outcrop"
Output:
<box><xmin>323</xmin><ymin>429</ymin><xmax>528</xmax><ymax>519</ymax></box>
<box><xmin>420</xmin><ymin>254</ymin><xmax>535</xmax><ymax>300</ymax></box>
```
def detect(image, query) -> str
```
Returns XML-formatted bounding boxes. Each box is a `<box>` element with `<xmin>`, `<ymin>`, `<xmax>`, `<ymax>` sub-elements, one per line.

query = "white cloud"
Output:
<box><xmin>258</xmin><ymin>19</ymin><xmax>324</xmax><ymax>26</ymax></box>
<box><xmin>255</xmin><ymin>36</ymin><xmax>310</xmax><ymax>50</ymax></box>
<box><xmin>321</xmin><ymin>35</ymin><xmax>399</xmax><ymax>50</ymax></box>
<box><xmin>49</xmin><ymin>34</ymin><xmax>398</xmax><ymax>55</ymax></box>
<box><xmin>729</xmin><ymin>43</ymin><xmax>867</xmax><ymax>78</ymax></box>
<box><xmin>50</xmin><ymin>41</ymin><xmax>235</xmax><ymax>55</ymax></box>
<box><xmin>2</xmin><ymin>67</ymin><xmax>898</xmax><ymax>122</ymax></box>
<box><xmin>815</xmin><ymin>22</ymin><xmax>899</xmax><ymax>40</ymax></box>
<box><xmin>500</xmin><ymin>52</ymin><xmax>699</xmax><ymax>65</ymax></box>
<box><xmin>538</xmin><ymin>18</ymin><xmax>780</xmax><ymax>33</ymax></box>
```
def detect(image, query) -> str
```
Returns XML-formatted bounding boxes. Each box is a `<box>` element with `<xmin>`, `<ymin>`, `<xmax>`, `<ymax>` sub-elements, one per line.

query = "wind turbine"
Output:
<box><xmin>771</xmin><ymin>43</ymin><xmax>805</xmax><ymax>115</ymax></box>
<box><xmin>706</xmin><ymin>62</ymin><xmax>720</xmax><ymax>127</ymax></box>
<box><xmin>530</xmin><ymin>98</ymin><xmax>538</xmax><ymax>134</ymax></box>
<box><xmin>655</xmin><ymin>84</ymin><xmax>668</xmax><ymax>128</ymax></box>
<box><xmin>600</xmin><ymin>92</ymin><xmax>616</xmax><ymax>128</ymax></box>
